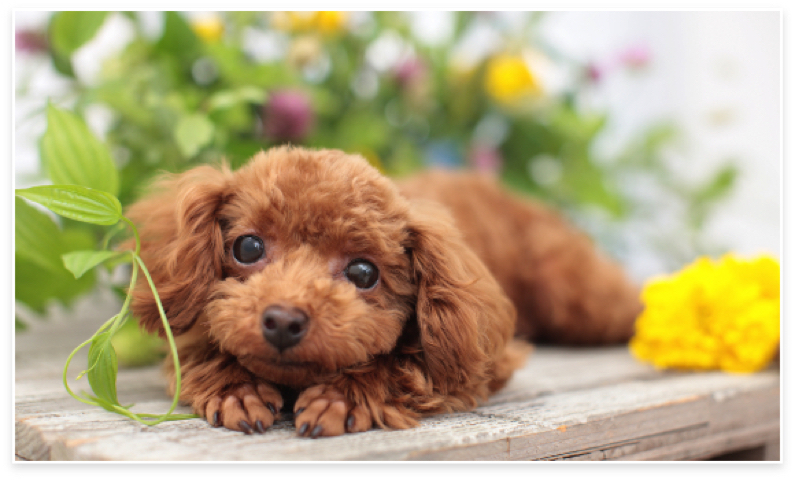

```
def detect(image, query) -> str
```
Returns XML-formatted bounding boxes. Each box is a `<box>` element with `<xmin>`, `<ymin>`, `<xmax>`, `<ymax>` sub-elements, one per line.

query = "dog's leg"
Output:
<box><xmin>164</xmin><ymin>346</ymin><xmax>283</xmax><ymax>434</ymax></box>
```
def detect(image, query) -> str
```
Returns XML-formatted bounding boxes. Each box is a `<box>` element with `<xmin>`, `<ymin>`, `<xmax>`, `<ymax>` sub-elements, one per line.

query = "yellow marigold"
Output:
<box><xmin>191</xmin><ymin>16</ymin><xmax>224</xmax><ymax>43</ymax></box>
<box><xmin>484</xmin><ymin>53</ymin><xmax>542</xmax><ymax>103</ymax></box>
<box><xmin>630</xmin><ymin>254</ymin><xmax>780</xmax><ymax>373</ymax></box>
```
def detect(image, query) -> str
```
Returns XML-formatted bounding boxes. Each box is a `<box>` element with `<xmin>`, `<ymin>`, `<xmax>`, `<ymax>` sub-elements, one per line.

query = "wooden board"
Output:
<box><xmin>14</xmin><ymin>293</ymin><xmax>780</xmax><ymax>461</ymax></box>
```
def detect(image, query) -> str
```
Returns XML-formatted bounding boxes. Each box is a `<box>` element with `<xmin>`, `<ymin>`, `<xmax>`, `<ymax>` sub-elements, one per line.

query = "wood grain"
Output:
<box><xmin>14</xmin><ymin>295</ymin><xmax>780</xmax><ymax>461</ymax></box>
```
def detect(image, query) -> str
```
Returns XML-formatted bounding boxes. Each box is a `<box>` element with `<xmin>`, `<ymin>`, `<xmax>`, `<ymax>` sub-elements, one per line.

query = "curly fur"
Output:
<box><xmin>127</xmin><ymin>146</ymin><xmax>641</xmax><ymax>437</ymax></box>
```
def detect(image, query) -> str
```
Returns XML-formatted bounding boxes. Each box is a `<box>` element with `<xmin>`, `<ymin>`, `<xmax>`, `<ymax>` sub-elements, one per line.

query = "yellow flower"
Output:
<box><xmin>271</xmin><ymin>11</ymin><xmax>347</xmax><ymax>35</ymax></box>
<box><xmin>484</xmin><ymin>53</ymin><xmax>542</xmax><ymax>103</ymax></box>
<box><xmin>313</xmin><ymin>11</ymin><xmax>347</xmax><ymax>34</ymax></box>
<box><xmin>630</xmin><ymin>254</ymin><xmax>780</xmax><ymax>373</ymax></box>
<box><xmin>191</xmin><ymin>16</ymin><xmax>224</xmax><ymax>43</ymax></box>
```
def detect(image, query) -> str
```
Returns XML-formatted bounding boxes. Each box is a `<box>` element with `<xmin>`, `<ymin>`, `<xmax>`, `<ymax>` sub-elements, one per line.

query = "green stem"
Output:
<box><xmin>62</xmin><ymin>336</ymin><xmax>101</xmax><ymax>407</ymax></box>
<box><xmin>62</xmin><ymin>215</ymin><xmax>197</xmax><ymax>424</ymax></box>
<box><xmin>62</xmin><ymin>249</ymin><xmax>140</xmax><ymax>404</ymax></box>
<box><xmin>122</xmin><ymin>217</ymin><xmax>141</xmax><ymax>256</ymax></box>
<box><xmin>108</xmin><ymin>251</ymin><xmax>138</xmax><ymax>336</ymax></box>
<box><xmin>133</xmin><ymin>253</ymin><xmax>187</xmax><ymax>425</ymax></box>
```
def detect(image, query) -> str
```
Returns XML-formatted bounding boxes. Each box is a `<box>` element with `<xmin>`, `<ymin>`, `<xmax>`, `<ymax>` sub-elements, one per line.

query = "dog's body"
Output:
<box><xmin>398</xmin><ymin>172</ymin><xmax>641</xmax><ymax>345</ymax></box>
<box><xmin>128</xmin><ymin>147</ymin><xmax>641</xmax><ymax>437</ymax></box>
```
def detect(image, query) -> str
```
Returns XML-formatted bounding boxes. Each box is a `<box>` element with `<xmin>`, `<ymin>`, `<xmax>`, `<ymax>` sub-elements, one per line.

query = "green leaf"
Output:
<box><xmin>15</xmin><ymin>197</ymin><xmax>67</xmax><ymax>273</ymax></box>
<box><xmin>206</xmin><ymin>91</ymin><xmax>240</xmax><ymax>112</ymax></box>
<box><xmin>174</xmin><ymin>113</ymin><xmax>215</xmax><ymax>158</ymax></box>
<box><xmin>156</xmin><ymin>11</ymin><xmax>201</xmax><ymax>60</ymax></box>
<box><xmin>16</xmin><ymin>185</ymin><xmax>122</xmax><ymax>226</ymax></box>
<box><xmin>694</xmin><ymin>164</ymin><xmax>738</xmax><ymax>204</ymax></box>
<box><xmin>87</xmin><ymin>331</ymin><xmax>120</xmax><ymax>406</ymax></box>
<box><xmin>236</xmin><ymin>86</ymin><xmax>268</xmax><ymax>104</ymax></box>
<box><xmin>49</xmin><ymin>11</ymin><xmax>109</xmax><ymax>57</ymax></box>
<box><xmin>40</xmin><ymin>103</ymin><xmax>119</xmax><ymax>196</ymax></box>
<box><xmin>15</xmin><ymin>229</ymin><xmax>97</xmax><ymax>314</ymax></box>
<box><xmin>63</xmin><ymin>250</ymin><xmax>125</xmax><ymax>279</ymax></box>
<box><xmin>207</xmin><ymin>87</ymin><xmax>267</xmax><ymax>112</ymax></box>
<box><xmin>203</xmin><ymin>41</ymin><xmax>296</xmax><ymax>87</ymax></box>
<box><xmin>83</xmin><ymin>393</ymin><xmax>121</xmax><ymax>414</ymax></box>
<box><xmin>50</xmin><ymin>51</ymin><xmax>75</xmax><ymax>77</ymax></box>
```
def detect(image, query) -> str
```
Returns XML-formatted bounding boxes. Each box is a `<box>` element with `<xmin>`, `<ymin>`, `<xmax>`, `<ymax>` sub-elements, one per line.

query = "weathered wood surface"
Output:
<box><xmin>15</xmin><ymin>294</ymin><xmax>780</xmax><ymax>461</ymax></box>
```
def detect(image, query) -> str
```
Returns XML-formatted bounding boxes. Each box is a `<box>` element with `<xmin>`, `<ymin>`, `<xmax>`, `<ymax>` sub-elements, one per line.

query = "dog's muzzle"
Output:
<box><xmin>261</xmin><ymin>304</ymin><xmax>309</xmax><ymax>352</ymax></box>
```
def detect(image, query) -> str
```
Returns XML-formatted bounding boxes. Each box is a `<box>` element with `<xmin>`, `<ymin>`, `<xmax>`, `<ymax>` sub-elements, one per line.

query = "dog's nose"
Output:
<box><xmin>261</xmin><ymin>305</ymin><xmax>309</xmax><ymax>351</ymax></box>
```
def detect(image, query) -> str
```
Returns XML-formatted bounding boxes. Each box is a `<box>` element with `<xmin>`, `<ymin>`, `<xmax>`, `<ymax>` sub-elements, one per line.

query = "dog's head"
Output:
<box><xmin>129</xmin><ymin>147</ymin><xmax>514</xmax><ymax>392</ymax></box>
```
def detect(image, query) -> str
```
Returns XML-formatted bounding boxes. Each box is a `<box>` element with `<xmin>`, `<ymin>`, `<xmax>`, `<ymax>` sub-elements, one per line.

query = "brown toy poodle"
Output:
<box><xmin>127</xmin><ymin>146</ymin><xmax>641</xmax><ymax>438</ymax></box>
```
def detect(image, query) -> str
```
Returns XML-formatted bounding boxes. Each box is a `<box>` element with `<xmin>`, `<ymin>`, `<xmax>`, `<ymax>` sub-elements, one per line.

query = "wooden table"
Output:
<box><xmin>14</xmin><ymin>295</ymin><xmax>780</xmax><ymax>461</ymax></box>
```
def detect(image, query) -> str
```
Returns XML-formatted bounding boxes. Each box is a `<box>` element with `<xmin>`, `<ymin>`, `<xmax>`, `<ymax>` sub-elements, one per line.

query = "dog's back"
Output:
<box><xmin>398</xmin><ymin>170</ymin><xmax>642</xmax><ymax>344</ymax></box>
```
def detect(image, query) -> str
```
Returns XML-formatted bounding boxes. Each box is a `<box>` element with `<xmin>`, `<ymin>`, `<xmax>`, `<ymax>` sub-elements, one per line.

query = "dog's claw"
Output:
<box><xmin>267</xmin><ymin>402</ymin><xmax>277</xmax><ymax>416</ymax></box>
<box><xmin>298</xmin><ymin>423</ymin><xmax>309</xmax><ymax>436</ymax></box>
<box><xmin>311</xmin><ymin>425</ymin><xmax>323</xmax><ymax>438</ymax></box>
<box><xmin>212</xmin><ymin>411</ymin><xmax>220</xmax><ymax>427</ymax></box>
<box><xmin>255</xmin><ymin>420</ymin><xmax>266</xmax><ymax>433</ymax></box>
<box><xmin>239</xmin><ymin>420</ymin><xmax>253</xmax><ymax>434</ymax></box>
<box><xmin>346</xmin><ymin>414</ymin><xmax>355</xmax><ymax>431</ymax></box>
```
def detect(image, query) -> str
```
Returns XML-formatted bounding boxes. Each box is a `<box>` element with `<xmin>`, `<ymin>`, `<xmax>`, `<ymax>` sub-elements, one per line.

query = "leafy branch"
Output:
<box><xmin>15</xmin><ymin>101</ymin><xmax>196</xmax><ymax>424</ymax></box>
<box><xmin>16</xmin><ymin>185</ymin><xmax>196</xmax><ymax>424</ymax></box>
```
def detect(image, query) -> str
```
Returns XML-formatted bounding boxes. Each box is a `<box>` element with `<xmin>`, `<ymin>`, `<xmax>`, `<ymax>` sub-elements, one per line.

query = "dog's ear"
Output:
<box><xmin>405</xmin><ymin>200</ymin><xmax>516</xmax><ymax>398</ymax></box>
<box><xmin>126</xmin><ymin>165</ymin><xmax>231</xmax><ymax>336</ymax></box>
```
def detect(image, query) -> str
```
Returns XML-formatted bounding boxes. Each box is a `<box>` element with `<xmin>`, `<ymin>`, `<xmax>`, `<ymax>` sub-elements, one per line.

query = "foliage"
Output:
<box><xmin>15</xmin><ymin>122</ymin><xmax>194</xmax><ymax>423</ymax></box>
<box><xmin>15</xmin><ymin>11</ymin><xmax>737</xmax><ymax>329</ymax></box>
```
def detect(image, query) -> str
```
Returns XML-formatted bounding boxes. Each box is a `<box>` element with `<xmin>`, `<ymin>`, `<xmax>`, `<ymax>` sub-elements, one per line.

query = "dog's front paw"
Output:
<box><xmin>294</xmin><ymin>385</ymin><xmax>373</xmax><ymax>438</ymax></box>
<box><xmin>203</xmin><ymin>384</ymin><xmax>283</xmax><ymax>434</ymax></box>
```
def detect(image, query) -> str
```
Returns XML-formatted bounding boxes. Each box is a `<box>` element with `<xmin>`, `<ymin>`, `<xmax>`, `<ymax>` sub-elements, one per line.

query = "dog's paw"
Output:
<box><xmin>203</xmin><ymin>384</ymin><xmax>283</xmax><ymax>434</ymax></box>
<box><xmin>294</xmin><ymin>385</ymin><xmax>372</xmax><ymax>438</ymax></box>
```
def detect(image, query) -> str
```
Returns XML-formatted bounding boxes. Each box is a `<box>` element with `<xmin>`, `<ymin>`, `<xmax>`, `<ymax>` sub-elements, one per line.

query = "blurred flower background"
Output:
<box><xmin>14</xmin><ymin>11</ymin><xmax>780</xmax><ymax>332</ymax></box>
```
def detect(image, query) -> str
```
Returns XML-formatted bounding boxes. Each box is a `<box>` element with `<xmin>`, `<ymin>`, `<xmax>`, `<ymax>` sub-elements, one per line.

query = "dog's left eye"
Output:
<box><xmin>344</xmin><ymin>259</ymin><xmax>379</xmax><ymax>290</ymax></box>
<box><xmin>232</xmin><ymin>235</ymin><xmax>265</xmax><ymax>264</ymax></box>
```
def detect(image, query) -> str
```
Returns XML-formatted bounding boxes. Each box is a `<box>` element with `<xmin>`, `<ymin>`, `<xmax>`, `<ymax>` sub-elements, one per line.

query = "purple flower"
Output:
<box><xmin>261</xmin><ymin>90</ymin><xmax>315</xmax><ymax>143</ymax></box>
<box><xmin>15</xmin><ymin>29</ymin><xmax>48</xmax><ymax>54</ymax></box>
<box><xmin>468</xmin><ymin>144</ymin><xmax>503</xmax><ymax>175</ymax></box>
<box><xmin>393</xmin><ymin>57</ymin><xmax>427</xmax><ymax>89</ymax></box>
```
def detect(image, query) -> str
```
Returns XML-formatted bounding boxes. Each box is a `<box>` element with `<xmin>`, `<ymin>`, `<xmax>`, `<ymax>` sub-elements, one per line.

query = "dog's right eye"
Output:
<box><xmin>232</xmin><ymin>235</ymin><xmax>265</xmax><ymax>264</ymax></box>
<box><xmin>344</xmin><ymin>259</ymin><xmax>379</xmax><ymax>290</ymax></box>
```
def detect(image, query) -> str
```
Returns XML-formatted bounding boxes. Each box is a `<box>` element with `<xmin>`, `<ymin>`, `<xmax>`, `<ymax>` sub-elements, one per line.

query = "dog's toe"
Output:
<box><xmin>203</xmin><ymin>384</ymin><xmax>282</xmax><ymax>434</ymax></box>
<box><xmin>345</xmin><ymin>405</ymin><xmax>372</xmax><ymax>433</ymax></box>
<box><xmin>294</xmin><ymin>385</ymin><xmax>372</xmax><ymax>438</ymax></box>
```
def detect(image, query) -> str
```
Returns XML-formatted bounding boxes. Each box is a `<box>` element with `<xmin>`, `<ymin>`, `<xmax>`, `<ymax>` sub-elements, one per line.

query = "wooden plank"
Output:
<box><xmin>14</xmin><ymin>297</ymin><xmax>780</xmax><ymax>461</ymax></box>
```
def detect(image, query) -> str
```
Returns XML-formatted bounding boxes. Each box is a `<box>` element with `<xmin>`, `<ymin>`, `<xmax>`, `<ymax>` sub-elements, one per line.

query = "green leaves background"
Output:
<box><xmin>16</xmin><ymin>11</ymin><xmax>738</xmax><ymax>330</ymax></box>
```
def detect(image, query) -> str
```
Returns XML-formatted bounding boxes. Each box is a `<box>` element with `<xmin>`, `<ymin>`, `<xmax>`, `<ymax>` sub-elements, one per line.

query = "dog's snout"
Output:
<box><xmin>262</xmin><ymin>305</ymin><xmax>309</xmax><ymax>351</ymax></box>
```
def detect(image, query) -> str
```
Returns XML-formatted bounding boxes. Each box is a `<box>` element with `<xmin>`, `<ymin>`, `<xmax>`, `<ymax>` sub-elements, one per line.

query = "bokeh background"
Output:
<box><xmin>14</xmin><ymin>11</ymin><xmax>781</xmax><ymax>328</ymax></box>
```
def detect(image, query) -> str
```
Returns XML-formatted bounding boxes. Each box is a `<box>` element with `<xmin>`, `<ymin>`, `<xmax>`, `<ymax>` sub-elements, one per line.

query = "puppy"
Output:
<box><xmin>127</xmin><ymin>146</ymin><xmax>641</xmax><ymax>437</ymax></box>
